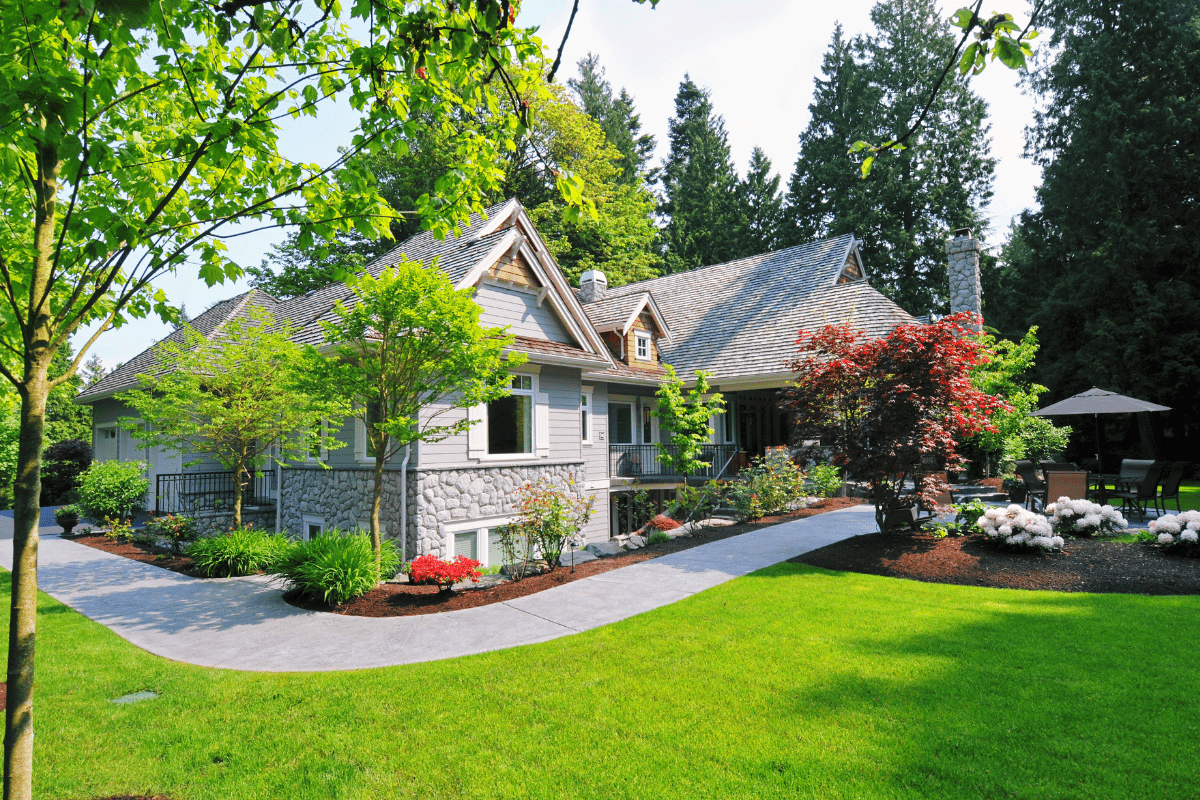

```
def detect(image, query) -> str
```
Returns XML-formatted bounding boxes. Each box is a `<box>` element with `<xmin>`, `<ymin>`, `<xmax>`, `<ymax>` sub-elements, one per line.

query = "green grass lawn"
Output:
<box><xmin>10</xmin><ymin>565</ymin><xmax>1200</xmax><ymax>800</ymax></box>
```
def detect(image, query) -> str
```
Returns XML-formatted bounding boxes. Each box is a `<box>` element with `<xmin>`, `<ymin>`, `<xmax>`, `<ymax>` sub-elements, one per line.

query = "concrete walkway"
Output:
<box><xmin>0</xmin><ymin>504</ymin><xmax>878</xmax><ymax>672</ymax></box>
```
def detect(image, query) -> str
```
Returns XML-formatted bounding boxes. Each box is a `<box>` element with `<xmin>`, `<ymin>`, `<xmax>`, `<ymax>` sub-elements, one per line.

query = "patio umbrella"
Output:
<box><xmin>1032</xmin><ymin>387</ymin><xmax>1171</xmax><ymax>475</ymax></box>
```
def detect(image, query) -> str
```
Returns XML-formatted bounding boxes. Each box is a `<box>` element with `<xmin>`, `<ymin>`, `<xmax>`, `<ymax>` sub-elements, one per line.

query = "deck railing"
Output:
<box><xmin>608</xmin><ymin>444</ymin><xmax>738</xmax><ymax>481</ymax></box>
<box><xmin>155</xmin><ymin>470</ymin><xmax>276</xmax><ymax>515</ymax></box>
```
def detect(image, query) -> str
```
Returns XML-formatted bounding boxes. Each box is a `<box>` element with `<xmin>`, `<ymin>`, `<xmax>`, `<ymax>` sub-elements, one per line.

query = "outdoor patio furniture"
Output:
<box><xmin>1087</xmin><ymin>473</ymin><xmax>1120</xmax><ymax>504</ymax></box>
<box><xmin>1014</xmin><ymin>460</ymin><xmax>1048</xmax><ymax>511</ymax></box>
<box><xmin>1108</xmin><ymin>461</ymin><xmax>1166</xmax><ymax>521</ymax></box>
<box><xmin>1158</xmin><ymin>461</ymin><xmax>1189</xmax><ymax>514</ymax></box>
<box><xmin>1046</xmin><ymin>469</ymin><xmax>1089</xmax><ymax>503</ymax></box>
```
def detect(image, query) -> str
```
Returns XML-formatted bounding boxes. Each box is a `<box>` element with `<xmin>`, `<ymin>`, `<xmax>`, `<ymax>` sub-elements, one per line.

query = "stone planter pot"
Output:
<box><xmin>56</xmin><ymin>514</ymin><xmax>80</xmax><ymax>535</ymax></box>
<box><xmin>1007</xmin><ymin>488</ymin><xmax>1027</xmax><ymax>504</ymax></box>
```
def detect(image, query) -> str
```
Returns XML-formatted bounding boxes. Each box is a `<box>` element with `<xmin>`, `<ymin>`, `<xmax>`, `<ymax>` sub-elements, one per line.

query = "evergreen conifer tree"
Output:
<box><xmin>735</xmin><ymin>147</ymin><xmax>783</xmax><ymax>255</ymax></box>
<box><xmin>990</xmin><ymin>0</ymin><xmax>1200</xmax><ymax>436</ymax></box>
<box><xmin>568</xmin><ymin>54</ymin><xmax>657</xmax><ymax>186</ymax></box>
<box><xmin>784</xmin><ymin>4</ymin><xmax>994</xmax><ymax>315</ymax></box>
<box><xmin>659</xmin><ymin>76</ymin><xmax>742</xmax><ymax>272</ymax></box>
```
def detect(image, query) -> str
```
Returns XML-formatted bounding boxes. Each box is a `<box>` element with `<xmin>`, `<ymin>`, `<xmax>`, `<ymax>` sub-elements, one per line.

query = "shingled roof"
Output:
<box><xmin>590</xmin><ymin>234</ymin><xmax>917</xmax><ymax>383</ymax></box>
<box><xmin>77</xmin><ymin>199</ymin><xmax>527</xmax><ymax>401</ymax></box>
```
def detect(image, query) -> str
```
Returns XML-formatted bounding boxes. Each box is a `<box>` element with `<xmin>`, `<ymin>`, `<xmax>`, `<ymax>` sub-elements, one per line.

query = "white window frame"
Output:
<box><xmin>301</xmin><ymin>515</ymin><xmax>325</xmax><ymax>540</ymax></box>
<box><xmin>581</xmin><ymin>388</ymin><xmax>593</xmax><ymax>445</ymax></box>
<box><xmin>445</xmin><ymin>515</ymin><xmax>516</xmax><ymax>568</ymax></box>
<box><xmin>634</xmin><ymin>332</ymin><xmax>651</xmax><ymax>361</ymax></box>
<box><xmin>482</xmin><ymin>372</ymin><xmax>539</xmax><ymax>461</ymax></box>
<box><xmin>354</xmin><ymin>402</ymin><xmax>383</xmax><ymax>464</ymax></box>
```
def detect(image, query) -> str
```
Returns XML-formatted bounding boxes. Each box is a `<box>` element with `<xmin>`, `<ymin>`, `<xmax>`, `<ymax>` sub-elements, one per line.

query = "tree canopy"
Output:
<box><xmin>783</xmin><ymin>2</ymin><xmax>995</xmax><ymax>316</ymax></box>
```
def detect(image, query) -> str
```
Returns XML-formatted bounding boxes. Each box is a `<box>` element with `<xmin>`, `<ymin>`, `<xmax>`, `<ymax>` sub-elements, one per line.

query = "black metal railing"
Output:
<box><xmin>608</xmin><ymin>444</ymin><xmax>738</xmax><ymax>481</ymax></box>
<box><xmin>155</xmin><ymin>470</ymin><xmax>276</xmax><ymax>515</ymax></box>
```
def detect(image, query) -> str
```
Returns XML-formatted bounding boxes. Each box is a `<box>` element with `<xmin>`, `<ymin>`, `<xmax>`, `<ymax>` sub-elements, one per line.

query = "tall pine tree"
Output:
<box><xmin>735</xmin><ymin>147</ymin><xmax>783</xmax><ymax>255</ymax></box>
<box><xmin>658</xmin><ymin>76</ymin><xmax>742</xmax><ymax>272</ymax></box>
<box><xmin>784</xmin><ymin>4</ymin><xmax>994</xmax><ymax>315</ymax></box>
<box><xmin>989</xmin><ymin>0</ymin><xmax>1200</xmax><ymax>443</ymax></box>
<box><xmin>568</xmin><ymin>53</ymin><xmax>656</xmax><ymax>186</ymax></box>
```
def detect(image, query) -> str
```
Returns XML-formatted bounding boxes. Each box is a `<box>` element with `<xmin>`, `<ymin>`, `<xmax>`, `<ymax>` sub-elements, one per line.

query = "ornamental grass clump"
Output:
<box><xmin>274</xmin><ymin>531</ymin><xmax>400</xmax><ymax>606</ymax></box>
<box><xmin>408</xmin><ymin>554</ymin><xmax>482</xmax><ymax>593</ymax></box>
<box><xmin>187</xmin><ymin>527</ymin><xmax>292</xmax><ymax>578</ymax></box>
<box><xmin>1144</xmin><ymin>511</ymin><xmax>1200</xmax><ymax>557</ymax></box>
<box><xmin>1046</xmin><ymin>497</ymin><xmax>1127</xmax><ymax>538</ymax></box>
<box><xmin>977</xmin><ymin>505</ymin><xmax>1064</xmax><ymax>551</ymax></box>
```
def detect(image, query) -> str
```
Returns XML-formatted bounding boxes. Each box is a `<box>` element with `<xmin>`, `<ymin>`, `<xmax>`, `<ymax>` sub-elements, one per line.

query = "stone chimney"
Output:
<box><xmin>945</xmin><ymin>228</ymin><xmax>983</xmax><ymax>332</ymax></box>
<box><xmin>579</xmin><ymin>269</ymin><xmax>608</xmax><ymax>303</ymax></box>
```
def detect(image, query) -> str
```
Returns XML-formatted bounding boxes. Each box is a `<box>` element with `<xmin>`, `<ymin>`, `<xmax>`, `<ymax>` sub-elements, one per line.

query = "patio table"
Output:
<box><xmin>1087</xmin><ymin>473</ymin><xmax>1122</xmax><ymax>504</ymax></box>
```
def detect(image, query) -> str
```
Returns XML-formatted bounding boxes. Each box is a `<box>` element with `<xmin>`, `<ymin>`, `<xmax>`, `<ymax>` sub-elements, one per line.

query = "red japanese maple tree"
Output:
<box><xmin>781</xmin><ymin>313</ymin><xmax>1008</xmax><ymax>531</ymax></box>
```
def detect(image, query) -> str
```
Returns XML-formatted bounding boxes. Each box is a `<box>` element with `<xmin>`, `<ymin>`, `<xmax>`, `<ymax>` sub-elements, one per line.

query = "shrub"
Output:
<box><xmin>728</xmin><ymin>449</ymin><xmax>806</xmax><ymax>520</ymax></box>
<box><xmin>646</xmin><ymin>530</ymin><xmax>672</xmax><ymax>545</ymax></box>
<box><xmin>103</xmin><ymin>516</ymin><xmax>134</xmax><ymax>543</ymax></box>
<box><xmin>977</xmin><ymin>505</ymin><xmax>1064</xmax><ymax>551</ymax></box>
<box><xmin>954</xmin><ymin>498</ymin><xmax>993</xmax><ymax>536</ymax></box>
<box><xmin>408</xmin><ymin>553</ymin><xmax>481</xmax><ymax>591</ymax></box>
<box><xmin>42</xmin><ymin>439</ymin><xmax>93</xmax><ymax>504</ymax></box>
<box><xmin>808</xmin><ymin>462</ymin><xmax>843</xmax><ymax>498</ymax></box>
<box><xmin>1046</xmin><ymin>497</ymin><xmax>1127</xmax><ymax>538</ymax></box>
<box><xmin>1145</xmin><ymin>511</ymin><xmax>1200</xmax><ymax>557</ymax></box>
<box><xmin>511</xmin><ymin>479</ymin><xmax>594</xmax><ymax>573</ymax></box>
<box><xmin>274</xmin><ymin>532</ymin><xmax>399</xmax><ymax>605</ymax></box>
<box><xmin>143</xmin><ymin>515</ymin><xmax>200</xmax><ymax>555</ymax></box>
<box><xmin>646</xmin><ymin>514</ymin><xmax>681</xmax><ymax>531</ymax></box>
<box><xmin>187</xmin><ymin>527</ymin><xmax>291</xmax><ymax>577</ymax></box>
<box><xmin>77</xmin><ymin>460</ymin><xmax>148</xmax><ymax>522</ymax></box>
<box><xmin>674</xmin><ymin>480</ymin><xmax>725</xmax><ymax>523</ymax></box>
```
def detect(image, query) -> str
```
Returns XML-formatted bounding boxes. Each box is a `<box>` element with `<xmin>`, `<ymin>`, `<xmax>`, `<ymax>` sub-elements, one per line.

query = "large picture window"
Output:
<box><xmin>488</xmin><ymin>375</ymin><xmax>533</xmax><ymax>454</ymax></box>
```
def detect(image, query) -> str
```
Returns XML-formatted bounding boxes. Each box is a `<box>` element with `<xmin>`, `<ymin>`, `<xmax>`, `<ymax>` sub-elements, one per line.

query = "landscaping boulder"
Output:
<box><xmin>585</xmin><ymin>541</ymin><xmax>625</xmax><ymax>558</ymax></box>
<box><xmin>501</xmin><ymin>559</ymin><xmax>550</xmax><ymax>579</ymax></box>
<box><xmin>628</xmin><ymin>534</ymin><xmax>647</xmax><ymax>549</ymax></box>
<box><xmin>556</xmin><ymin>550</ymin><xmax>599</xmax><ymax>568</ymax></box>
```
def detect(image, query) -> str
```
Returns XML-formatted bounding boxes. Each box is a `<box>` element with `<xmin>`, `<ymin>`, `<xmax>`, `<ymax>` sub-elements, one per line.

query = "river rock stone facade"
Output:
<box><xmin>946</xmin><ymin>230</ymin><xmax>983</xmax><ymax>331</ymax></box>
<box><xmin>411</xmin><ymin>461</ymin><xmax>587</xmax><ymax>557</ymax></box>
<box><xmin>277</xmin><ymin>461</ymin><xmax>585</xmax><ymax>559</ymax></box>
<box><xmin>278</xmin><ymin>467</ymin><xmax>413</xmax><ymax>543</ymax></box>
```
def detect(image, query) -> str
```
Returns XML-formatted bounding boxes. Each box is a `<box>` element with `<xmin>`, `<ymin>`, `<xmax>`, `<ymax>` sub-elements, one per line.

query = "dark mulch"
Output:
<box><xmin>288</xmin><ymin>497</ymin><xmax>866</xmax><ymax>617</ymax></box>
<box><xmin>795</xmin><ymin>531</ymin><xmax>1200</xmax><ymax>595</ymax></box>
<box><xmin>70</xmin><ymin>534</ymin><xmax>197</xmax><ymax>577</ymax></box>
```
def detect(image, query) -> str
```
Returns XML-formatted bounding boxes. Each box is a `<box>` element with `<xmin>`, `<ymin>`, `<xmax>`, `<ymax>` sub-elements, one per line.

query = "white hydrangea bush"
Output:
<box><xmin>977</xmin><ymin>505</ymin><xmax>1065</xmax><ymax>551</ymax></box>
<box><xmin>1147</xmin><ymin>511</ymin><xmax>1200</xmax><ymax>555</ymax></box>
<box><xmin>1045</xmin><ymin>497</ymin><xmax>1128</xmax><ymax>537</ymax></box>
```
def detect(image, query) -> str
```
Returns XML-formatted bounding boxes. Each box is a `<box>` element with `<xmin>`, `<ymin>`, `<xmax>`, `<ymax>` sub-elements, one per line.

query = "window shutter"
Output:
<box><xmin>467</xmin><ymin>403</ymin><xmax>486</xmax><ymax>459</ymax></box>
<box><xmin>535</xmin><ymin>393</ymin><xmax>550</xmax><ymax>457</ymax></box>
<box><xmin>354</xmin><ymin>418</ymin><xmax>366</xmax><ymax>461</ymax></box>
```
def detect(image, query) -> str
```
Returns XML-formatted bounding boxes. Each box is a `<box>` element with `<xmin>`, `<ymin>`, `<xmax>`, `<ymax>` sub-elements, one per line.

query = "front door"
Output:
<box><xmin>609</xmin><ymin>403</ymin><xmax>633</xmax><ymax>444</ymax></box>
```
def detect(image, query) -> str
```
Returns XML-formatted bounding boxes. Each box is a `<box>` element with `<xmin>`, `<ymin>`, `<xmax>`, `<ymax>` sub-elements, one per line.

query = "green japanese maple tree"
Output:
<box><xmin>304</xmin><ymin>259</ymin><xmax>523</xmax><ymax>564</ymax></box>
<box><xmin>653</xmin><ymin>364</ymin><xmax>725</xmax><ymax>479</ymax></box>
<box><xmin>122</xmin><ymin>304</ymin><xmax>348</xmax><ymax>526</ymax></box>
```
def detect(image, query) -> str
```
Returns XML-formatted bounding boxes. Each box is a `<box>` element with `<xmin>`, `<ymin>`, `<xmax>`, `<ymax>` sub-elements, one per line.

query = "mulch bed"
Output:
<box><xmin>289</xmin><ymin>496</ymin><xmax>865</xmax><ymax>617</ymax></box>
<box><xmin>795</xmin><ymin>531</ymin><xmax>1200</xmax><ymax>595</ymax></box>
<box><xmin>69</xmin><ymin>534</ymin><xmax>199</xmax><ymax>576</ymax></box>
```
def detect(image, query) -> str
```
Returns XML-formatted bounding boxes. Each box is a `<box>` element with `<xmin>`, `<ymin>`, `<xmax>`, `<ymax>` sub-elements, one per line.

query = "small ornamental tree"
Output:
<box><xmin>653</xmin><ymin>365</ymin><xmax>725</xmax><ymax>479</ymax></box>
<box><xmin>123</xmin><ymin>305</ymin><xmax>348</xmax><ymax>527</ymax></box>
<box><xmin>305</xmin><ymin>259</ymin><xmax>523</xmax><ymax>564</ymax></box>
<box><xmin>781</xmin><ymin>313</ymin><xmax>1008</xmax><ymax>531</ymax></box>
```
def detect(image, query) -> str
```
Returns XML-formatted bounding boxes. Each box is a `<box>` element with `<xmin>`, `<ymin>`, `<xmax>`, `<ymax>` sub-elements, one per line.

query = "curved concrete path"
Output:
<box><xmin>0</xmin><ymin>504</ymin><xmax>877</xmax><ymax>672</ymax></box>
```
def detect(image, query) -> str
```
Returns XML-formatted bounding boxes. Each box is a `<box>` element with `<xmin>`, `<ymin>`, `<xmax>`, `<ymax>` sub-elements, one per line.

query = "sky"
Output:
<box><xmin>80</xmin><ymin>0</ymin><xmax>1043</xmax><ymax>369</ymax></box>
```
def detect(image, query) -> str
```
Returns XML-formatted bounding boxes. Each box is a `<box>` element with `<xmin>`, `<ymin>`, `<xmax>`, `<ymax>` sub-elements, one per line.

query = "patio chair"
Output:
<box><xmin>1046</xmin><ymin>469</ymin><xmax>1089</xmax><ymax>503</ymax></box>
<box><xmin>1114</xmin><ymin>459</ymin><xmax>1156</xmax><ymax>492</ymax></box>
<box><xmin>1014</xmin><ymin>460</ymin><xmax>1048</xmax><ymax>511</ymax></box>
<box><xmin>1108</xmin><ymin>461</ymin><xmax>1166</xmax><ymax>521</ymax></box>
<box><xmin>1158</xmin><ymin>461</ymin><xmax>1189</xmax><ymax>514</ymax></box>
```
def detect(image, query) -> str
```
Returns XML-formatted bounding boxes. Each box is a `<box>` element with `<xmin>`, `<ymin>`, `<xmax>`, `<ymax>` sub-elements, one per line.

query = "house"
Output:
<box><xmin>77</xmin><ymin>200</ymin><xmax>983</xmax><ymax>560</ymax></box>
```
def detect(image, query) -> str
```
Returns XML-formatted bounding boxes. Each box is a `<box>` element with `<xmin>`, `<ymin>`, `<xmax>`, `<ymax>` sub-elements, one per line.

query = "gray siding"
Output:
<box><xmin>414</xmin><ymin>404</ymin><xmax>469</xmax><ymax>467</ymax></box>
<box><xmin>475</xmin><ymin>283</ymin><xmax>573</xmax><ymax>344</ymax></box>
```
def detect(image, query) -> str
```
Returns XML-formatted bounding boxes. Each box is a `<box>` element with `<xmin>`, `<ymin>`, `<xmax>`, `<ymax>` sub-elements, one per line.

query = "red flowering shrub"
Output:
<box><xmin>408</xmin><ymin>554</ymin><xmax>481</xmax><ymax>590</ymax></box>
<box><xmin>646</xmin><ymin>514</ymin><xmax>681</xmax><ymax>531</ymax></box>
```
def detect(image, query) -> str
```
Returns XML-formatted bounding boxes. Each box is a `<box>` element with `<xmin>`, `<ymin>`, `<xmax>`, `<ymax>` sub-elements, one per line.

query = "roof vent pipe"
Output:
<box><xmin>579</xmin><ymin>270</ymin><xmax>608</xmax><ymax>303</ymax></box>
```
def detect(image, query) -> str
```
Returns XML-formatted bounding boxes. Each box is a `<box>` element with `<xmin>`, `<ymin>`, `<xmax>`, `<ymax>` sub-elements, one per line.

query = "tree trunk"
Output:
<box><xmin>232</xmin><ymin>454</ymin><xmax>244</xmax><ymax>529</ymax></box>
<box><xmin>370</xmin><ymin>448</ymin><xmax>385</xmax><ymax>569</ymax></box>
<box><xmin>6</xmin><ymin>135</ymin><xmax>59</xmax><ymax>800</ymax></box>
<box><xmin>5</xmin><ymin>368</ymin><xmax>48</xmax><ymax>800</ymax></box>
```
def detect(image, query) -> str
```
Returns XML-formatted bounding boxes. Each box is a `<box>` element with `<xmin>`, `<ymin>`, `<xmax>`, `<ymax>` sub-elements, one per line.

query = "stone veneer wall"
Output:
<box><xmin>278</xmin><ymin>461</ymin><xmax>589</xmax><ymax>559</ymax></box>
<box><xmin>193</xmin><ymin>506</ymin><xmax>276</xmax><ymax>536</ymax></box>
<box><xmin>278</xmin><ymin>467</ymin><xmax>414</xmax><ymax>545</ymax></box>
<box><xmin>410</xmin><ymin>461</ymin><xmax>586</xmax><ymax>558</ymax></box>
